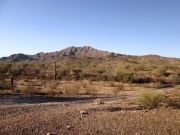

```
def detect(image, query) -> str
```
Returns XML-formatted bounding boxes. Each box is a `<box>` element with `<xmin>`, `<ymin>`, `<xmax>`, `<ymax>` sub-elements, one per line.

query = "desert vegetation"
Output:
<box><xmin>0</xmin><ymin>47</ymin><xmax>180</xmax><ymax>135</ymax></box>
<box><xmin>0</xmin><ymin>56</ymin><xmax>180</xmax><ymax>86</ymax></box>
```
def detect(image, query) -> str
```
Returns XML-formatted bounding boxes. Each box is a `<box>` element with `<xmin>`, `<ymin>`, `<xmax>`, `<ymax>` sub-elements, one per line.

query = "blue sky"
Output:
<box><xmin>0</xmin><ymin>0</ymin><xmax>180</xmax><ymax>58</ymax></box>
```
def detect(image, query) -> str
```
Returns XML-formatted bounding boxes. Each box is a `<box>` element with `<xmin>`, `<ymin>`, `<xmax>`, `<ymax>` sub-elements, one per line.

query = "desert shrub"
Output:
<box><xmin>39</xmin><ymin>63</ymin><xmax>46</xmax><ymax>69</ymax></box>
<box><xmin>81</xmin><ymin>81</ymin><xmax>98</xmax><ymax>95</ymax></box>
<box><xmin>116</xmin><ymin>83</ymin><xmax>124</xmax><ymax>90</ymax></box>
<box><xmin>133</xmin><ymin>64</ymin><xmax>147</xmax><ymax>71</ymax></box>
<box><xmin>9</xmin><ymin>67</ymin><xmax>21</xmax><ymax>76</ymax></box>
<box><xmin>152</xmin><ymin>82</ymin><xmax>161</xmax><ymax>88</ymax></box>
<box><xmin>132</xmin><ymin>71</ymin><xmax>154</xmax><ymax>83</ymax></box>
<box><xmin>0</xmin><ymin>83</ymin><xmax>11</xmax><ymax>90</ymax></box>
<box><xmin>56</xmin><ymin>70</ymin><xmax>69</xmax><ymax>79</ymax></box>
<box><xmin>103</xmin><ymin>64</ymin><xmax>116</xmax><ymax>81</ymax></box>
<box><xmin>155</xmin><ymin>66</ymin><xmax>169</xmax><ymax>76</ymax></box>
<box><xmin>19</xmin><ymin>63</ymin><xmax>29</xmax><ymax>69</ymax></box>
<box><xmin>23</xmin><ymin>83</ymin><xmax>39</xmax><ymax>95</ymax></box>
<box><xmin>0</xmin><ymin>64</ymin><xmax>12</xmax><ymax>74</ymax></box>
<box><xmin>80</xmin><ymin>72</ymin><xmax>99</xmax><ymax>81</ymax></box>
<box><xmin>84</xmin><ymin>85</ymin><xmax>98</xmax><ymax>95</ymax></box>
<box><xmin>81</xmin><ymin>81</ymin><xmax>89</xmax><ymax>88</ymax></box>
<box><xmin>0</xmin><ymin>79</ymin><xmax>12</xmax><ymax>90</ymax></box>
<box><xmin>115</xmin><ymin>71</ymin><xmax>134</xmax><ymax>82</ymax></box>
<box><xmin>156</xmin><ymin>77</ymin><xmax>169</xmax><ymax>84</ymax></box>
<box><xmin>138</xmin><ymin>91</ymin><xmax>163</xmax><ymax>109</ymax></box>
<box><xmin>62</xmin><ymin>84</ymin><xmax>81</xmax><ymax>95</ymax></box>
<box><xmin>112</xmin><ymin>84</ymin><xmax>124</xmax><ymax>96</ymax></box>
<box><xmin>108</xmin><ymin>81</ymin><xmax>116</xmax><ymax>87</ymax></box>
<box><xmin>164</xmin><ymin>90</ymin><xmax>180</xmax><ymax>108</ymax></box>
<box><xmin>167</xmin><ymin>75</ymin><xmax>180</xmax><ymax>85</ymax></box>
<box><xmin>47</xmin><ymin>82</ymin><xmax>57</xmax><ymax>90</ymax></box>
<box><xmin>112</xmin><ymin>88</ymin><xmax>120</xmax><ymax>96</ymax></box>
<box><xmin>45</xmin><ymin>82</ymin><xmax>59</xmax><ymax>95</ymax></box>
<box><xmin>9</xmin><ymin>64</ymin><xmax>26</xmax><ymax>77</ymax></box>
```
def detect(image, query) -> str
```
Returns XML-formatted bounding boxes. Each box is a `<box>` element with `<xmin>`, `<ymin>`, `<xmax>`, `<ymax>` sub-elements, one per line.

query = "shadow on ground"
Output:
<box><xmin>0</xmin><ymin>95</ymin><xmax>101</xmax><ymax>105</ymax></box>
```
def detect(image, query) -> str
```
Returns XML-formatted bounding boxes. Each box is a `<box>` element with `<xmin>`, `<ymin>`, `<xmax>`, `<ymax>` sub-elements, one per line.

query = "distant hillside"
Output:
<box><xmin>32</xmin><ymin>46</ymin><xmax>116</xmax><ymax>60</ymax></box>
<box><xmin>0</xmin><ymin>46</ymin><xmax>180</xmax><ymax>65</ymax></box>
<box><xmin>0</xmin><ymin>46</ymin><xmax>116</xmax><ymax>63</ymax></box>
<box><xmin>0</xmin><ymin>53</ymin><xmax>34</xmax><ymax>63</ymax></box>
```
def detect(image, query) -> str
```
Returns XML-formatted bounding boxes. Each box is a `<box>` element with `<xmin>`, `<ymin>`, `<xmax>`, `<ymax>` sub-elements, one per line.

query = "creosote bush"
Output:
<box><xmin>164</xmin><ymin>90</ymin><xmax>180</xmax><ymax>108</ymax></box>
<box><xmin>23</xmin><ymin>83</ymin><xmax>38</xmax><ymax>95</ymax></box>
<box><xmin>138</xmin><ymin>91</ymin><xmax>163</xmax><ymax>109</ymax></box>
<box><xmin>62</xmin><ymin>84</ymin><xmax>81</xmax><ymax>95</ymax></box>
<box><xmin>155</xmin><ymin>65</ymin><xmax>168</xmax><ymax>76</ymax></box>
<box><xmin>112</xmin><ymin>84</ymin><xmax>124</xmax><ymax>96</ymax></box>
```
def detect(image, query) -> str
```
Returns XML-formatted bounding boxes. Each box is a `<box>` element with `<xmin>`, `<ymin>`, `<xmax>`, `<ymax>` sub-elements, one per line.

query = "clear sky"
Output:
<box><xmin>0</xmin><ymin>0</ymin><xmax>180</xmax><ymax>58</ymax></box>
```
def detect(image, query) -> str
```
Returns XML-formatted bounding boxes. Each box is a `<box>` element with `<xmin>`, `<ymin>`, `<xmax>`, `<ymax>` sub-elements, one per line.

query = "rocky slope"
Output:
<box><xmin>0</xmin><ymin>46</ymin><xmax>116</xmax><ymax>62</ymax></box>
<box><xmin>0</xmin><ymin>46</ymin><xmax>179</xmax><ymax>65</ymax></box>
<box><xmin>33</xmin><ymin>46</ymin><xmax>116</xmax><ymax>60</ymax></box>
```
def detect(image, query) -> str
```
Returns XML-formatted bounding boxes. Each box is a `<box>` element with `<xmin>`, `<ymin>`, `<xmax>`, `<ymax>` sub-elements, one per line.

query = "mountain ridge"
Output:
<box><xmin>0</xmin><ymin>46</ymin><xmax>117</xmax><ymax>62</ymax></box>
<box><xmin>0</xmin><ymin>46</ymin><xmax>179</xmax><ymax>64</ymax></box>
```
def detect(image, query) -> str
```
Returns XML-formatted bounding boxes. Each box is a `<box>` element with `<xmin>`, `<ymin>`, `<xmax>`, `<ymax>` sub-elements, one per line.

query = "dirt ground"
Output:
<box><xmin>0</xmin><ymin>96</ymin><xmax>180</xmax><ymax>135</ymax></box>
<box><xmin>0</xmin><ymin>81</ymin><xmax>179</xmax><ymax>135</ymax></box>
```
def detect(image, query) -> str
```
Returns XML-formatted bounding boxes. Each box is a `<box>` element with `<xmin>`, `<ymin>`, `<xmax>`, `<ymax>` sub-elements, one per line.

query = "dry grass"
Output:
<box><xmin>81</xmin><ymin>81</ymin><xmax>98</xmax><ymax>95</ymax></box>
<box><xmin>112</xmin><ymin>84</ymin><xmax>124</xmax><ymax>96</ymax></box>
<box><xmin>62</xmin><ymin>83</ymin><xmax>81</xmax><ymax>95</ymax></box>
<box><xmin>164</xmin><ymin>89</ymin><xmax>180</xmax><ymax>108</ymax></box>
<box><xmin>138</xmin><ymin>91</ymin><xmax>163</xmax><ymax>109</ymax></box>
<box><xmin>45</xmin><ymin>81</ymin><xmax>60</xmax><ymax>95</ymax></box>
<box><xmin>22</xmin><ymin>82</ymin><xmax>39</xmax><ymax>95</ymax></box>
<box><xmin>3</xmin><ymin>79</ymin><xmax>159</xmax><ymax>96</ymax></box>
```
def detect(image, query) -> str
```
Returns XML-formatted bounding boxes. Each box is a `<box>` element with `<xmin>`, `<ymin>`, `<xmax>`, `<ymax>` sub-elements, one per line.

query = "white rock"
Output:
<box><xmin>47</xmin><ymin>133</ymin><xmax>57</xmax><ymax>135</ymax></box>
<box><xmin>67</xmin><ymin>125</ymin><xmax>70</xmax><ymax>129</ymax></box>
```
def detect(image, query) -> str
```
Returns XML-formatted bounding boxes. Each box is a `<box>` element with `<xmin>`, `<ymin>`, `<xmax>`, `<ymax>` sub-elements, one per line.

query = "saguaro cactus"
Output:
<box><xmin>11</xmin><ymin>76</ymin><xmax>14</xmax><ymax>90</ymax></box>
<box><xmin>54</xmin><ymin>62</ymin><xmax>57</xmax><ymax>80</ymax></box>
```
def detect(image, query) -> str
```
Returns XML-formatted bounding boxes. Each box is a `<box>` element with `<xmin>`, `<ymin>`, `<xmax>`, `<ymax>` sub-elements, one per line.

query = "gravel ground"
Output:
<box><xmin>0</xmin><ymin>99</ymin><xmax>180</xmax><ymax>135</ymax></box>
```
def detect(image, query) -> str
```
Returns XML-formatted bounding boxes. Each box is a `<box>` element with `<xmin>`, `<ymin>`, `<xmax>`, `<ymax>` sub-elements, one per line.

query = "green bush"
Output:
<box><xmin>155</xmin><ymin>66</ymin><xmax>169</xmax><ymax>76</ymax></box>
<box><xmin>0</xmin><ymin>64</ymin><xmax>12</xmax><ymax>74</ymax></box>
<box><xmin>138</xmin><ymin>91</ymin><xmax>163</xmax><ymax>109</ymax></box>
<box><xmin>115</xmin><ymin>71</ymin><xmax>134</xmax><ymax>82</ymax></box>
<box><xmin>167</xmin><ymin>75</ymin><xmax>180</xmax><ymax>85</ymax></box>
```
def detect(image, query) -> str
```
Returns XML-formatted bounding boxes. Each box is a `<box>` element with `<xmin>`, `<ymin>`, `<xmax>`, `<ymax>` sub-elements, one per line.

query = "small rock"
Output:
<box><xmin>144</xmin><ymin>109</ymin><xmax>149</xmax><ymax>112</ymax></box>
<box><xmin>80</xmin><ymin>110</ymin><xmax>88</xmax><ymax>117</ymax></box>
<box><xmin>67</xmin><ymin>125</ymin><xmax>70</xmax><ymax>129</ymax></box>
<box><xmin>94</xmin><ymin>99</ymin><xmax>104</xmax><ymax>105</ymax></box>
<box><xmin>47</xmin><ymin>132</ymin><xmax>57</xmax><ymax>135</ymax></box>
<box><xmin>62</xmin><ymin>104</ymin><xmax>68</xmax><ymax>106</ymax></box>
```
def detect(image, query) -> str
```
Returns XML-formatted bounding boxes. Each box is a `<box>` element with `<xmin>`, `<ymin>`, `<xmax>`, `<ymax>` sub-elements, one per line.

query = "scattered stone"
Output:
<box><xmin>94</xmin><ymin>99</ymin><xmax>104</xmax><ymax>105</ymax></box>
<box><xmin>144</xmin><ymin>109</ymin><xmax>149</xmax><ymax>112</ymax></box>
<box><xmin>62</xmin><ymin>104</ymin><xmax>69</xmax><ymax>106</ymax></box>
<box><xmin>80</xmin><ymin>110</ymin><xmax>88</xmax><ymax>117</ymax></box>
<box><xmin>67</xmin><ymin>125</ymin><xmax>70</xmax><ymax>129</ymax></box>
<box><xmin>47</xmin><ymin>132</ymin><xmax>57</xmax><ymax>135</ymax></box>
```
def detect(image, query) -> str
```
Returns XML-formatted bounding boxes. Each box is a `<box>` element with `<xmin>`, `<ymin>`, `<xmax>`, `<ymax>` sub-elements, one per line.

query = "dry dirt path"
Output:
<box><xmin>0</xmin><ymin>95</ymin><xmax>180</xmax><ymax>135</ymax></box>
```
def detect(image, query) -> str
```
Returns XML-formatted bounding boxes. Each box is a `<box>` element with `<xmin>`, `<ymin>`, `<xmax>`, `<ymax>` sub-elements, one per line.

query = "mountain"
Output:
<box><xmin>32</xmin><ymin>46</ymin><xmax>116</xmax><ymax>60</ymax></box>
<box><xmin>0</xmin><ymin>46</ymin><xmax>179</xmax><ymax>65</ymax></box>
<box><xmin>0</xmin><ymin>46</ymin><xmax>117</xmax><ymax>62</ymax></box>
<box><xmin>0</xmin><ymin>53</ymin><xmax>34</xmax><ymax>63</ymax></box>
